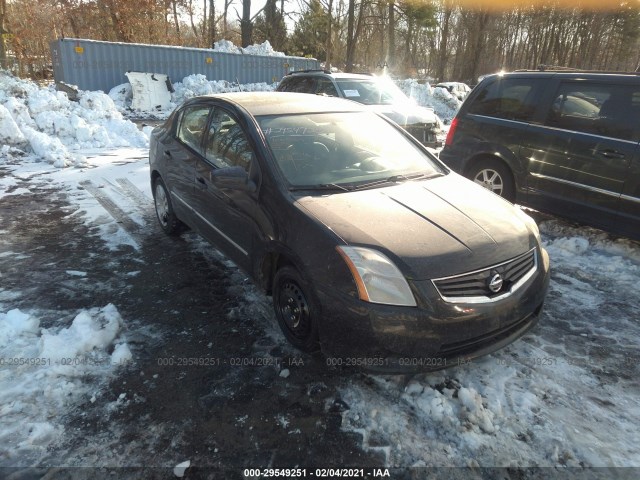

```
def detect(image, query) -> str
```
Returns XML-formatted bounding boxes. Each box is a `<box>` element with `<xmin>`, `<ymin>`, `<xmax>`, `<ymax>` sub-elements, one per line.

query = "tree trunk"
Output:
<box><xmin>241</xmin><ymin>0</ymin><xmax>251</xmax><ymax>47</ymax></box>
<box><xmin>345</xmin><ymin>0</ymin><xmax>355</xmax><ymax>72</ymax></box>
<box><xmin>209</xmin><ymin>0</ymin><xmax>216</xmax><ymax>47</ymax></box>
<box><xmin>436</xmin><ymin>4</ymin><xmax>452</xmax><ymax>82</ymax></box>
<box><xmin>325</xmin><ymin>0</ymin><xmax>333</xmax><ymax>70</ymax></box>
<box><xmin>386</xmin><ymin>0</ymin><xmax>394</xmax><ymax>68</ymax></box>
<box><xmin>172</xmin><ymin>0</ymin><xmax>181</xmax><ymax>41</ymax></box>
<box><xmin>0</xmin><ymin>0</ymin><xmax>7</xmax><ymax>69</ymax></box>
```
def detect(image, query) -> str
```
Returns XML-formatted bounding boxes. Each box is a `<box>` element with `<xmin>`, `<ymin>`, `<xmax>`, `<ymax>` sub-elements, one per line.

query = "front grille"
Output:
<box><xmin>432</xmin><ymin>248</ymin><xmax>537</xmax><ymax>303</ymax></box>
<box><xmin>404</xmin><ymin>124</ymin><xmax>437</xmax><ymax>145</ymax></box>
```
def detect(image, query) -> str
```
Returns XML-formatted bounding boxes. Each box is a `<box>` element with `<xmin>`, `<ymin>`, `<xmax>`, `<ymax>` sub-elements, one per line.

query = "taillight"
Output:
<box><xmin>445</xmin><ymin>117</ymin><xmax>458</xmax><ymax>146</ymax></box>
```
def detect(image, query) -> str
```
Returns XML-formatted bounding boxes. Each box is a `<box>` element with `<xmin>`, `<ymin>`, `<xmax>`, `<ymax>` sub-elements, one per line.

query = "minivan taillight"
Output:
<box><xmin>445</xmin><ymin>117</ymin><xmax>458</xmax><ymax>146</ymax></box>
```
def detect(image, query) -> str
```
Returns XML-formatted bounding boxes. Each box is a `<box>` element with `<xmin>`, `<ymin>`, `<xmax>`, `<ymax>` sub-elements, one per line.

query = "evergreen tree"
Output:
<box><xmin>253</xmin><ymin>0</ymin><xmax>288</xmax><ymax>52</ymax></box>
<box><xmin>289</xmin><ymin>0</ymin><xmax>328</xmax><ymax>60</ymax></box>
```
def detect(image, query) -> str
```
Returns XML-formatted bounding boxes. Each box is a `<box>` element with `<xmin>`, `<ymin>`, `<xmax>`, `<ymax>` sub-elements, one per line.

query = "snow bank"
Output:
<box><xmin>0</xmin><ymin>304</ymin><xmax>131</xmax><ymax>460</ymax></box>
<box><xmin>0</xmin><ymin>72</ymin><xmax>148</xmax><ymax>168</ymax></box>
<box><xmin>172</xmin><ymin>74</ymin><xmax>275</xmax><ymax>105</ymax></box>
<box><xmin>396</xmin><ymin>79</ymin><xmax>461</xmax><ymax>124</ymax></box>
<box><xmin>109</xmin><ymin>73</ymin><xmax>276</xmax><ymax>117</ymax></box>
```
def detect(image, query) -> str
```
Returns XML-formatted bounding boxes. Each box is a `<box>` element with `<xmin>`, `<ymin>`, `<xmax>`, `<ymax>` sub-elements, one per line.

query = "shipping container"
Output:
<box><xmin>50</xmin><ymin>38</ymin><xmax>319</xmax><ymax>93</ymax></box>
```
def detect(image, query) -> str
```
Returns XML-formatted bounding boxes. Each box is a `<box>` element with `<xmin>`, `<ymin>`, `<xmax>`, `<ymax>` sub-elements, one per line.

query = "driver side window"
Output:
<box><xmin>205</xmin><ymin>109</ymin><xmax>255</xmax><ymax>171</ymax></box>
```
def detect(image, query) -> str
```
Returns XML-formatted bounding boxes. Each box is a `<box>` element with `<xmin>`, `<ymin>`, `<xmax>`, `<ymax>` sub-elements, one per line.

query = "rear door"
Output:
<box><xmin>166</xmin><ymin>104</ymin><xmax>212</xmax><ymax>222</ymax></box>
<box><xmin>522</xmin><ymin>79</ymin><xmax>639</xmax><ymax>230</ymax></box>
<box><xmin>616</xmin><ymin>90</ymin><xmax>640</xmax><ymax>239</ymax></box>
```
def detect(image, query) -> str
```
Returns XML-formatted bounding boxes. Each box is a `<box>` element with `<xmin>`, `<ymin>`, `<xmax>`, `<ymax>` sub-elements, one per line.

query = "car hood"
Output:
<box><xmin>367</xmin><ymin>103</ymin><xmax>439</xmax><ymax>128</ymax></box>
<box><xmin>296</xmin><ymin>174</ymin><xmax>535</xmax><ymax>280</ymax></box>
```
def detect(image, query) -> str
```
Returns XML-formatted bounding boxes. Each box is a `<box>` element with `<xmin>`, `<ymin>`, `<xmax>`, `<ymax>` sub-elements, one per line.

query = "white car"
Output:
<box><xmin>435</xmin><ymin>82</ymin><xmax>472</xmax><ymax>101</ymax></box>
<box><xmin>277</xmin><ymin>71</ymin><xmax>442</xmax><ymax>148</ymax></box>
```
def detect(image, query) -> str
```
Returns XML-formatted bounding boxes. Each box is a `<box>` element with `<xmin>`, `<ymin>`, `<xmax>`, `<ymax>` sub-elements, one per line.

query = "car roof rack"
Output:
<box><xmin>512</xmin><ymin>65</ymin><xmax>640</xmax><ymax>75</ymax></box>
<box><xmin>286</xmin><ymin>69</ymin><xmax>331</xmax><ymax>75</ymax></box>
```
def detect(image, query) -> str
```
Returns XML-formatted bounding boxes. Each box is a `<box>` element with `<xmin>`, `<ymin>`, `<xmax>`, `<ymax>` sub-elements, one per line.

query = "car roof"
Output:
<box><xmin>483</xmin><ymin>71</ymin><xmax>640</xmax><ymax>82</ymax></box>
<box><xmin>287</xmin><ymin>71</ymin><xmax>376</xmax><ymax>80</ymax></box>
<box><xmin>191</xmin><ymin>91</ymin><xmax>366</xmax><ymax>116</ymax></box>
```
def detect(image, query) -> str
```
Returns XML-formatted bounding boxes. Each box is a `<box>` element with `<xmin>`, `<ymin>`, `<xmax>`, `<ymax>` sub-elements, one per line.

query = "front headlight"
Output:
<box><xmin>515</xmin><ymin>207</ymin><xmax>541</xmax><ymax>243</ymax></box>
<box><xmin>336</xmin><ymin>246</ymin><xmax>417</xmax><ymax>307</ymax></box>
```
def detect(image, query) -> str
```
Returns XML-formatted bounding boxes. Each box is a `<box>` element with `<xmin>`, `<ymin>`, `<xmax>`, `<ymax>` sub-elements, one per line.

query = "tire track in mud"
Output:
<box><xmin>115</xmin><ymin>178</ymin><xmax>153</xmax><ymax>213</ymax></box>
<box><xmin>79</xmin><ymin>178</ymin><xmax>155</xmax><ymax>247</ymax></box>
<box><xmin>80</xmin><ymin>180</ymin><xmax>143</xmax><ymax>239</ymax></box>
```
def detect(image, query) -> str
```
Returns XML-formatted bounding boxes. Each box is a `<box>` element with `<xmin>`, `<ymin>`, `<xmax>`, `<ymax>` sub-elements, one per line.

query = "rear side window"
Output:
<box><xmin>467</xmin><ymin>78</ymin><xmax>542</xmax><ymax>121</ymax></box>
<box><xmin>316</xmin><ymin>78</ymin><xmax>338</xmax><ymax>96</ymax></box>
<box><xmin>546</xmin><ymin>82</ymin><xmax>640</xmax><ymax>141</ymax></box>
<box><xmin>279</xmin><ymin>76</ymin><xmax>316</xmax><ymax>93</ymax></box>
<box><xmin>177</xmin><ymin>106</ymin><xmax>210</xmax><ymax>153</ymax></box>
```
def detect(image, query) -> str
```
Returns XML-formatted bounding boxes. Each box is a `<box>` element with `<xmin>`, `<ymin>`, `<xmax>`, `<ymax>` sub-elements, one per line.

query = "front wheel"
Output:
<box><xmin>153</xmin><ymin>177</ymin><xmax>183</xmax><ymax>235</ymax></box>
<box><xmin>272</xmin><ymin>266</ymin><xmax>320</xmax><ymax>352</ymax></box>
<box><xmin>467</xmin><ymin>159</ymin><xmax>515</xmax><ymax>202</ymax></box>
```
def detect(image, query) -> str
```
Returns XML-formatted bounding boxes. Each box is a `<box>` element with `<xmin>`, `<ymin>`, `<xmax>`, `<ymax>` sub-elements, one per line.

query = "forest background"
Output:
<box><xmin>1</xmin><ymin>0</ymin><xmax>638</xmax><ymax>85</ymax></box>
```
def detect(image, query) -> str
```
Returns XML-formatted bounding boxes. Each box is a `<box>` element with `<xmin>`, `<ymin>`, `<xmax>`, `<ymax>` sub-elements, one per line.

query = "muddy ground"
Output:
<box><xmin>0</xmin><ymin>166</ymin><xmax>386</xmax><ymax>479</ymax></box>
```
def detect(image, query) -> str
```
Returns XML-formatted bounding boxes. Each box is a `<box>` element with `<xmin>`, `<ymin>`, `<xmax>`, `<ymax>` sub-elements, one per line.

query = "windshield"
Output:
<box><xmin>258</xmin><ymin>111</ymin><xmax>444</xmax><ymax>188</ymax></box>
<box><xmin>335</xmin><ymin>77</ymin><xmax>411</xmax><ymax>106</ymax></box>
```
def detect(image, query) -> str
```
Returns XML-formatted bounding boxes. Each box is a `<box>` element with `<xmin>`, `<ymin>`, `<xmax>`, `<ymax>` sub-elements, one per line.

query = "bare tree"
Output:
<box><xmin>0</xmin><ymin>0</ymin><xmax>7</xmax><ymax>69</ymax></box>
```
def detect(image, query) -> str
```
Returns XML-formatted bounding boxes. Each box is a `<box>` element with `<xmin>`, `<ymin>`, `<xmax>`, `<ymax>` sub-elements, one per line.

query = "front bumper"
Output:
<box><xmin>403</xmin><ymin>123</ymin><xmax>441</xmax><ymax>149</ymax></box>
<box><xmin>317</xmin><ymin>247</ymin><xmax>550</xmax><ymax>373</ymax></box>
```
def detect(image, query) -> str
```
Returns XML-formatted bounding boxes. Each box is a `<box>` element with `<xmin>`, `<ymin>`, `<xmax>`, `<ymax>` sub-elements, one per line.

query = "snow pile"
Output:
<box><xmin>0</xmin><ymin>304</ymin><xmax>131</xmax><ymax>460</ymax></box>
<box><xmin>213</xmin><ymin>39</ymin><xmax>242</xmax><ymax>54</ymax></box>
<box><xmin>109</xmin><ymin>74</ymin><xmax>276</xmax><ymax>117</ymax></box>
<box><xmin>396</xmin><ymin>79</ymin><xmax>461</xmax><ymax>124</ymax></box>
<box><xmin>0</xmin><ymin>72</ymin><xmax>148</xmax><ymax>168</ymax></box>
<box><xmin>540</xmin><ymin>220</ymin><xmax>640</xmax><ymax>288</ymax></box>
<box><xmin>213</xmin><ymin>39</ymin><xmax>285</xmax><ymax>57</ymax></box>
<box><xmin>242</xmin><ymin>40</ymin><xmax>286</xmax><ymax>57</ymax></box>
<box><xmin>171</xmin><ymin>75</ymin><xmax>276</xmax><ymax>105</ymax></box>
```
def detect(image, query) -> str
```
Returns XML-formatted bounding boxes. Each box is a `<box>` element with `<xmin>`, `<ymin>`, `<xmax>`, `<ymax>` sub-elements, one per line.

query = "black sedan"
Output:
<box><xmin>149</xmin><ymin>92</ymin><xmax>550</xmax><ymax>372</ymax></box>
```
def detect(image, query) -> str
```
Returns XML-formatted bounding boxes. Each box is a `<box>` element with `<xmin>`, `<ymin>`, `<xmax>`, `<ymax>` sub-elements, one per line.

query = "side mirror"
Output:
<box><xmin>211</xmin><ymin>166</ymin><xmax>254</xmax><ymax>190</ymax></box>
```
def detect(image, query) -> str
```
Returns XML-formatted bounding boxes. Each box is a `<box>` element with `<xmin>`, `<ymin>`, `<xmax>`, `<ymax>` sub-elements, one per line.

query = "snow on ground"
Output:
<box><xmin>0</xmin><ymin>304</ymin><xmax>131</xmax><ymax>462</ymax></box>
<box><xmin>0</xmin><ymin>72</ymin><xmax>148</xmax><ymax>168</ymax></box>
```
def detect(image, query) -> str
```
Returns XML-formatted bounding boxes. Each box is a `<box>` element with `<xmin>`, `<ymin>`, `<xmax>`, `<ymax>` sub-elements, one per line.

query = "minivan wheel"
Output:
<box><xmin>153</xmin><ymin>177</ymin><xmax>183</xmax><ymax>235</ymax></box>
<box><xmin>273</xmin><ymin>266</ymin><xmax>320</xmax><ymax>352</ymax></box>
<box><xmin>468</xmin><ymin>159</ymin><xmax>515</xmax><ymax>202</ymax></box>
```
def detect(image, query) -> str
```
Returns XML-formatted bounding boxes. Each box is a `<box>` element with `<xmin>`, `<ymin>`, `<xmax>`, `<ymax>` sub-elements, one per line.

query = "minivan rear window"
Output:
<box><xmin>467</xmin><ymin>78</ymin><xmax>543</xmax><ymax>122</ymax></box>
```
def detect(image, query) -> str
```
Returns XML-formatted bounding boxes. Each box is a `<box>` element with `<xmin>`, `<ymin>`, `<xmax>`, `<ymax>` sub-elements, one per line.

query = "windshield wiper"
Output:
<box><xmin>351</xmin><ymin>172</ymin><xmax>441</xmax><ymax>191</ymax></box>
<box><xmin>289</xmin><ymin>183</ymin><xmax>351</xmax><ymax>192</ymax></box>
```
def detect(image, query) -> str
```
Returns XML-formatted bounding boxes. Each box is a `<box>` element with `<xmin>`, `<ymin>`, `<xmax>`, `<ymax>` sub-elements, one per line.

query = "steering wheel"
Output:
<box><xmin>283</xmin><ymin>143</ymin><xmax>319</xmax><ymax>175</ymax></box>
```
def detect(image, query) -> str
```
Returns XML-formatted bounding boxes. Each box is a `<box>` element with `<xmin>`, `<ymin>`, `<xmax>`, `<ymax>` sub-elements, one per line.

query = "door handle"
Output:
<box><xmin>196</xmin><ymin>176</ymin><xmax>206</xmax><ymax>186</ymax></box>
<box><xmin>596</xmin><ymin>149</ymin><xmax>625</xmax><ymax>159</ymax></box>
<box><xmin>164</xmin><ymin>150</ymin><xmax>172</xmax><ymax>157</ymax></box>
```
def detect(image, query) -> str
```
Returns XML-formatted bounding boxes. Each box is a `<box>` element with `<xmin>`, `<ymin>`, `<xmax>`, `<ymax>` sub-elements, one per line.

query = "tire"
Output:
<box><xmin>272</xmin><ymin>266</ymin><xmax>320</xmax><ymax>352</ymax></box>
<box><xmin>153</xmin><ymin>177</ymin><xmax>183</xmax><ymax>235</ymax></box>
<box><xmin>467</xmin><ymin>159</ymin><xmax>515</xmax><ymax>202</ymax></box>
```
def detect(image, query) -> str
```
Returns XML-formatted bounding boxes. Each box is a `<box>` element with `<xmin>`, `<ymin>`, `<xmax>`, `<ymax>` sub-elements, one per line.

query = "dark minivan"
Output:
<box><xmin>439</xmin><ymin>70</ymin><xmax>640</xmax><ymax>241</ymax></box>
